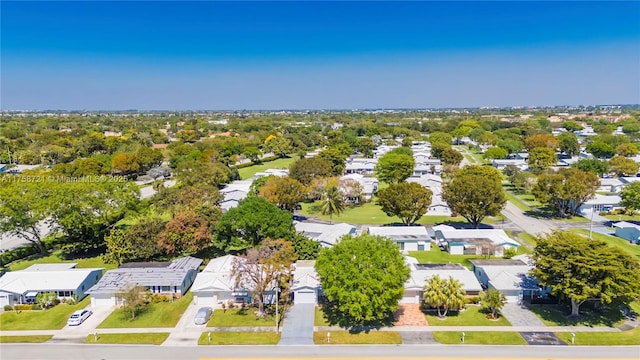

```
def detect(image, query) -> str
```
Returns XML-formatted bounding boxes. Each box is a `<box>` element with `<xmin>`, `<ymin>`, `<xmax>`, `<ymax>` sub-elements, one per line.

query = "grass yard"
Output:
<box><xmin>516</xmin><ymin>233</ymin><xmax>537</xmax><ymax>248</ymax></box>
<box><xmin>97</xmin><ymin>293</ymin><xmax>192</xmax><ymax>328</ymax></box>
<box><xmin>527</xmin><ymin>303</ymin><xmax>625</xmax><ymax>327</ymax></box>
<box><xmin>424</xmin><ymin>306</ymin><xmax>511</xmax><ymax>326</ymax></box>
<box><xmin>313</xmin><ymin>331</ymin><xmax>402</xmax><ymax>345</ymax></box>
<box><xmin>115</xmin><ymin>208</ymin><xmax>172</xmax><ymax>227</ymax></box>
<box><xmin>555</xmin><ymin>328</ymin><xmax>640</xmax><ymax>346</ymax></box>
<box><xmin>198</xmin><ymin>331</ymin><xmax>280</xmax><ymax>345</ymax></box>
<box><xmin>315</xmin><ymin>307</ymin><xmax>329</xmax><ymax>326</ymax></box>
<box><xmin>0</xmin><ymin>335</ymin><xmax>53</xmax><ymax>343</ymax></box>
<box><xmin>238</xmin><ymin>157</ymin><xmax>296</xmax><ymax>180</ymax></box>
<box><xmin>504</xmin><ymin>191</ymin><xmax>531</xmax><ymax>212</ymax></box>
<box><xmin>9</xmin><ymin>252</ymin><xmax>116</xmax><ymax>271</ymax></box>
<box><xmin>604</xmin><ymin>214</ymin><xmax>640</xmax><ymax>221</ymax></box>
<box><xmin>408</xmin><ymin>247</ymin><xmax>488</xmax><ymax>270</ymax></box>
<box><xmin>0</xmin><ymin>297</ymin><xmax>90</xmax><ymax>330</ymax></box>
<box><xmin>433</xmin><ymin>331</ymin><xmax>526</xmax><ymax>345</ymax></box>
<box><xmin>84</xmin><ymin>333</ymin><xmax>169</xmax><ymax>345</ymax></box>
<box><xmin>207</xmin><ymin>308</ymin><xmax>277</xmax><ymax>327</ymax></box>
<box><xmin>570</xmin><ymin>228</ymin><xmax>640</xmax><ymax>258</ymax></box>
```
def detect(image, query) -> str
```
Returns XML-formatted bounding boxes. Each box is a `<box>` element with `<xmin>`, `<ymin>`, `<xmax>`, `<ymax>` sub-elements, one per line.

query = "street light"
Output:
<box><xmin>275</xmin><ymin>285</ymin><xmax>279</xmax><ymax>333</ymax></box>
<box><xmin>588</xmin><ymin>209</ymin><xmax>595</xmax><ymax>240</ymax></box>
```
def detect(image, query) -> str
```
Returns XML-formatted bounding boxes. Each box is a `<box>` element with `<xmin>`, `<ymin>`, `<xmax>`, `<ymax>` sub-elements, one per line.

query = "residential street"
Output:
<box><xmin>501</xmin><ymin>201</ymin><xmax>554</xmax><ymax>236</ymax></box>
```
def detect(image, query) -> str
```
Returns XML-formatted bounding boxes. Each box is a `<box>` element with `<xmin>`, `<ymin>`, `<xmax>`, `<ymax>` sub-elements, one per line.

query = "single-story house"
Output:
<box><xmin>291</xmin><ymin>260</ymin><xmax>322</xmax><ymax>304</ymax></box>
<box><xmin>578</xmin><ymin>194</ymin><xmax>622</xmax><ymax>214</ymax></box>
<box><xmin>598</xmin><ymin>178</ymin><xmax>625</xmax><ymax>194</ymax></box>
<box><xmin>402</xmin><ymin>257</ymin><xmax>482</xmax><ymax>304</ymax></box>
<box><xmin>0</xmin><ymin>164</ymin><xmax>6</xmax><ymax>173</ymax></box>
<box><xmin>0</xmin><ymin>263</ymin><xmax>103</xmax><ymax>307</ymax></box>
<box><xmin>407</xmin><ymin>174</ymin><xmax>452</xmax><ymax>216</ymax></box>
<box><xmin>345</xmin><ymin>158</ymin><xmax>378</xmax><ymax>175</ymax></box>
<box><xmin>294</xmin><ymin>221</ymin><xmax>356</xmax><ymax>247</ymax></box>
<box><xmin>433</xmin><ymin>225</ymin><xmax>519</xmax><ymax>257</ymax></box>
<box><xmin>340</xmin><ymin>173</ymin><xmax>378</xmax><ymax>201</ymax></box>
<box><xmin>368</xmin><ymin>226</ymin><xmax>431</xmax><ymax>253</ymax></box>
<box><xmin>469</xmin><ymin>257</ymin><xmax>542</xmax><ymax>303</ymax></box>
<box><xmin>492</xmin><ymin>159</ymin><xmax>528</xmax><ymax>171</ymax></box>
<box><xmin>191</xmin><ymin>255</ymin><xmax>250</xmax><ymax>306</ymax></box>
<box><xmin>87</xmin><ymin>256</ymin><xmax>202</xmax><ymax>307</ymax></box>
<box><xmin>613</xmin><ymin>221</ymin><xmax>640</xmax><ymax>245</ymax></box>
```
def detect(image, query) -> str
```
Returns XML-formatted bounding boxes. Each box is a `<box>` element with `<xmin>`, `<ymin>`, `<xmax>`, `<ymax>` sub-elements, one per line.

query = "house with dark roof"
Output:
<box><xmin>87</xmin><ymin>256</ymin><xmax>202</xmax><ymax>307</ymax></box>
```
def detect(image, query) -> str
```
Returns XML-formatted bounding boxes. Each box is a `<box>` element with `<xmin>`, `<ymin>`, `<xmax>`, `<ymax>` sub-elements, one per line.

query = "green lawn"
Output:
<box><xmin>425</xmin><ymin>306</ymin><xmax>511</xmax><ymax>326</ymax></box>
<box><xmin>570</xmin><ymin>228</ymin><xmax>640</xmax><ymax>258</ymax></box>
<box><xmin>0</xmin><ymin>335</ymin><xmax>53</xmax><ymax>343</ymax></box>
<box><xmin>97</xmin><ymin>293</ymin><xmax>192</xmax><ymax>328</ymax></box>
<box><xmin>198</xmin><ymin>331</ymin><xmax>280</xmax><ymax>345</ymax></box>
<box><xmin>556</xmin><ymin>328</ymin><xmax>640</xmax><ymax>345</ymax></box>
<box><xmin>9</xmin><ymin>252</ymin><xmax>116</xmax><ymax>271</ymax></box>
<box><xmin>301</xmin><ymin>201</ymin><xmax>479</xmax><ymax>226</ymax></box>
<box><xmin>313</xmin><ymin>331</ymin><xmax>402</xmax><ymax>345</ymax></box>
<box><xmin>504</xmin><ymin>191</ymin><xmax>531</xmax><ymax>212</ymax></box>
<box><xmin>603</xmin><ymin>214</ymin><xmax>640</xmax><ymax>221</ymax></box>
<box><xmin>408</xmin><ymin>248</ymin><xmax>489</xmax><ymax>270</ymax></box>
<box><xmin>115</xmin><ymin>208</ymin><xmax>171</xmax><ymax>227</ymax></box>
<box><xmin>315</xmin><ymin>307</ymin><xmax>329</xmax><ymax>326</ymax></box>
<box><xmin>0</xmin><ymin>297</ymin><xmax>90</xmax><ymax>330</ymax></box>
<box><xmin>433</xmin><ymin>331</ymin><xmax>526</xmax><ymax>345</ymax></box>
<box><xmin>527</xmin><ymin>303</ymin><xmax>625</xmax><ymax>327</ymax></box>
<box><xmin>84</xmin><ymin>333</ymin><xmax>169</xmax><ymax>345</ymax></box>
<box><xmin>517</xmin><ymin>233</ymin><xmax>537</xmax><ymax>248</ymax></box>
<box><xmin>238</xmin><ymin>157</ymin><xmax>296</xmax><ymax>180</ymax></box>
<box><xmin>207</xmin><ymin>308</ymin><xmax>278</xmax><ymax>327</ymax></box>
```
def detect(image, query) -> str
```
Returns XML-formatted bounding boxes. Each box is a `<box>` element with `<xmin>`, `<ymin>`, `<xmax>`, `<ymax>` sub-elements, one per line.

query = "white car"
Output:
<box><xmin>67</xmin><ymin>309</ymin><xmax>92</xmax><ymax>326</ymax></box>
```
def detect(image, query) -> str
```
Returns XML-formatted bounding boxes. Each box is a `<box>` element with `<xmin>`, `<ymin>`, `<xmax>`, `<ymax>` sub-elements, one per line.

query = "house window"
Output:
<box><xmin>161</xmin><ymin>286</ymin><xmax>171</xmax><ymax>292</ymax></box>
<box><xmin>398</xmin><ymin>242</ymin><xmax>405</xmax><ymax>251</ymax></box>
<box><xmin>418</xmin><ymin>244</ymin><xmax>425</xmax><ymax>251</ymax></box>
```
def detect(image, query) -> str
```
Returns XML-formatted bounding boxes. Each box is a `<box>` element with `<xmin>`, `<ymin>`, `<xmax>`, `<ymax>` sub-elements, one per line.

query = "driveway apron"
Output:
<box><xmin>278</xmin><ymin>303</ymin><xmax>315</xmax><ymax>345</ymax></box>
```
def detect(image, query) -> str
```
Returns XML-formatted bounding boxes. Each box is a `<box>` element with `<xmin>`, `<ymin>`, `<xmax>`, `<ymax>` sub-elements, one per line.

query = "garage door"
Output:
<box><xmin>91</xmin><ymin>295</ymin><xmax>116</xmax><ymax>307</ymax></box>
<box><xmin>295</xmin><ymin>290</ymin><xmax>316</xmax><ymax>304</ymax></box>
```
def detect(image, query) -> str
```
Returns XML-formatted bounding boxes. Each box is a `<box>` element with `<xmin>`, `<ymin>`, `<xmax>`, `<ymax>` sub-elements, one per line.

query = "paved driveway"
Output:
<box><xmin>50</xmin><ymin>304</ymin><xmax>115</xmax><ymax>342</ymax></box>
<box><xmin>278</xmin><ymin>303</ymin><xmax>315</xmax><ymax>345</ymax></box>
<box><xmin>520</xmin><ymin>332</ymin><xmax>566</xmax><ymax>345</ymax></box>
<box><xmin>500</xmin><ymin>303</ymin><xmax>545</xmax><ymax>327</ymax></box>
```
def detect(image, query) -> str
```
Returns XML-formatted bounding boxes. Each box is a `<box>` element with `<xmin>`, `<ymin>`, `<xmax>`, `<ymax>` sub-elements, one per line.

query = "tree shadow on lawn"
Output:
<box><xmin>527</xmin><ymin>302</ymin><xmax>625</xmax><ymax>327</ymax></box>
<box><xmin>320</xmin><ymin>303</ymin><xmax>395</xmax><ymax>334</ymax></box>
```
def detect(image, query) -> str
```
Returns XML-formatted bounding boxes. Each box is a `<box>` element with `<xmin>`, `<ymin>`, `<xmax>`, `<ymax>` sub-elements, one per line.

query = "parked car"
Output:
<box><xmin>194</xmin><ymin>307</ymin><xmax>213</xmax><ymax>325</ymax></box>
<box><xmin>67</xmin><ymin>309</ymin><xmax>92</xmax><ymax>326</ymax></box>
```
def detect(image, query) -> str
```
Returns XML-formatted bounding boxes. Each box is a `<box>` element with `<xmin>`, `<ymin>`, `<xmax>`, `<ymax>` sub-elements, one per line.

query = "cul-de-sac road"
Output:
<box><xmin>2</xmin><ymin>344</ymin><xmax>639</xmax><ymax>360</ymax></box>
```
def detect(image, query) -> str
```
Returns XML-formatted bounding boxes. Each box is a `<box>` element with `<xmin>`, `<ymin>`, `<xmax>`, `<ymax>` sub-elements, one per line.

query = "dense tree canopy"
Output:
<box><xmin>316</xmin><ymin>234</ymin><xmax>410</xmax><ymax>328</ymax></box>
<box><xmin>531</xmin><ymin>231</ymin><xmax>640</xmax><ymax>317</ymax></box>
<box><xmin>377</xmin><ymin>182</ymin><xmax>433</xmax><ymax>225</ymax></box>
<box><xmin>609</xmin><ymin>155</ymin><xmax>639</xmax><ymax>177</ymax></box>
<box><xmin>442</xmin><ymin>165</ymin><xmax>506</xmax><ymax>228</ymax></box>
<box><xmin>288</xmin><ymin>157</ymin><xmax>332</xmax><ymax>186</ymax></box>
<box><xmin>532</xmin><ymin>168</ymin><xmax>599</xmax><ymax>217</ymax></box>
<box><xmin>375</xmin><ymin>152</ymin><xmax>415</xmax><ymax>184</ymax></box>
<box><xmin>258</xmin><ymin>176</ymin><xmax>306</xmax><ymax>212</ymax></box>
<box><xmin>571</xmin><ymin>158</ymin><xmax>610</xmax><ymax>177</ymax></box>
<box><xmin>557</xmin><ymin>132</ymin><xmax>580</xmax><ymax>156</ymax></box>
<box><xmin>528</xmin><ymin>147</ymin><xmax>557</xmax><ymax>172</ymax></box>
<box><xmin>621</xmin><ymin>182</ymin><xmax>640</xmax><ymax>214</ymax></box>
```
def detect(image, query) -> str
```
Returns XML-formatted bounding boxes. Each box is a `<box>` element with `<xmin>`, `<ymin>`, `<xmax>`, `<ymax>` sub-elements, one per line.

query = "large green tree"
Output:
<box><xmin>103</xmin><ymin>217</ymin><xmax>166</xmax><ymax>265</ymax></box>
<box><xmin>288</xmin><ymin>157</ymin><xmax>331</xmax><ymax>186</ymax></box>
<box><xmin>175</xmin><ymin>160</ymin><xmax>231</xmax><ymax>188</ymax></box>
<box><xmin>528</xmin><ymin>147</ymin><xmax>557</xmax><ymax>172</ymax></box>
<box><xmin>214</xmin><ymin>197</ymin><xmax>295</xmax><ymax>251</ymax></box>
<box><xmin>621</xmin><ymin>182</ymin><xmax>640</xmax><ymax>215</ymax></box>
<box><xmin>532</xmin><ymin>168</ymin><xmax>599</xmax><ymax>217</ymax></box>
<box><xmin>531</xmin><ymin>231</ymin><xmax>640</xmax><ymax>317</ymax></box>
<box><xmin>318</xmin><ymin>148</ymin><xmax>348</xmax><ymax>176</ymax></box>
<box><xmin>316</xmin><ymin>234</ymin><xmax>410</xmax><ymax>328</ymax></box>
<box><xmin>442</xmin><ymin>165</ymin><xmax>506</xmax><ymax>228</ymax></box>
<box><xmin>557</xmin><ymin>132</ymin><xmax>580</xmax><ymax>156</ymax></box>
<box><xmin>480</xmin><ymin>289</ymin><xmax>507</xmax><ymax>319</ymax></box>
<box><xmin>571</xmin><ymin>158</ymin><xmax>610</xmax><ymax>177</ymax></box>
<box><xmin>375</xmin><ymin>152</ymin><xmax>415</xmax><ymax>184</ymax></box>
<box><xmin>258</xmin><ymin>176</ymin><xmax>307</xmax><ymax>212</ymax></box>
<box><xmin>377</xmin><ymin>182</ymin><xmax>433</xmax><ymax>225</ymax></box>
<box><xmin>609</xmin><ymin>155</ymin><xmax>639</xmax><ymax>177</ymax></box>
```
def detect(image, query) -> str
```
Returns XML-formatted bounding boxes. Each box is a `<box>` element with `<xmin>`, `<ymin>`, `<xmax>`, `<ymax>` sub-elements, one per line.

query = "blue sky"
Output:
<box><xmin>1</xmin><ymin>1</ymin><xmax>639</xmax><ymax>110</ymax></box>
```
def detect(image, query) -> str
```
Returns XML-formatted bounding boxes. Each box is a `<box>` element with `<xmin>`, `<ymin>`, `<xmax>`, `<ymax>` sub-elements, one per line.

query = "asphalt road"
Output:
<box><xmin>501</xmin><ymin>201</ymin><xmax>554</xmax><ymax>236</ymax></box>
<box><xmin>2</xmin><ymin>344</ymin><xmax>638</xmax><ymax>360</ymax></box>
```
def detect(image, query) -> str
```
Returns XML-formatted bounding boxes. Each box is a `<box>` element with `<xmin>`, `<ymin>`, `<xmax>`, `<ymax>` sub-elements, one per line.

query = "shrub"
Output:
<box><xmin>31</xmin><ymin>304</ymin><xmax>42</xmax><ymax>310</ymax></box>
<box><xmin>503</xmin><ymin>248</ymin><xmax>517</xmax><ymax>259</ymax></box>
<box><xmin>36</xmin><ymin>292</ymin><xmax>59</xmax><ymax>309</ymax></box>
<box><xmin>15</xmin><ymin>304</ymin><xmax>33</xmax><ymax>311</ymax></box>
<box><xmin>469</xmin><ymin>296</ymin><xmax>482</xmax><ymax>304</ymax></box>
<box><xmin>4</xmin><ymin>305</ymin><xmax>14</xmax><ymax>311</ymax></box>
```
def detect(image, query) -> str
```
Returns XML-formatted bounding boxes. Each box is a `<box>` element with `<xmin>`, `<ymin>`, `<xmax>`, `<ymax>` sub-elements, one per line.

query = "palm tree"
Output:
<box><xmin>321</xmin><ymin>185</ymin><xmax>344</xmax><ymax>224</ymax></box>
<box><xmin>480</xmin><ymin>289</ymin><xmax>507</xmax><ymax>319</ymax></box>
<box><xmin>443</xmin><ymin>277</ymin><xmax>466</xmax><ymax>316</ymax></box>
<box><xmin>424</xmin><ymin>275</ymin><xmax>466</xmax><ymax>319</ymax></box>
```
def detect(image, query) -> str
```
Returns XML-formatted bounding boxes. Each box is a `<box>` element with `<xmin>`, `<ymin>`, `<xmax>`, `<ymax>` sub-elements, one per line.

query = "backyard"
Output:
<box><xmin>8</xmin><ymin>252</ymin><xmax>116</xmax><ymax>272</ymax></box>
<box><xmin>97</xmin><ymin>293</ymin><xmax>193</xmax><ymax>328</ymax></box>
<box><xmin>237</xmin><ymin>157</ymin><xmax>296</xmax><ymax>180</ymax></box>
<box><xmin>0</xmin><ymin>297</ymin><xmax>90</xmax><ymax>330</ymax></box>
<box><xmin>408</xmin><ymin>247</ymin><xmax>488</xmax><ymax>270</ymax></box>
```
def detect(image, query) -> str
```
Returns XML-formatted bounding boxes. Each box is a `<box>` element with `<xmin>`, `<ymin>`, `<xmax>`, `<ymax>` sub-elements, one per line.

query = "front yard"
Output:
<box><xmin>408</xmin><ymin>247</ymin><xmax>488</xmax><ymax>270</ymax></box>
<box><xmin>314</xmin><ymin>307</ymin><xmax>329</xmax><ymax>326</ymax></box>
<box><xmin>424</xmin><ymin>306</ymin><xmax>511</xmax><ymax>326</ymax></box>
<box><xmin>198</xmin><ymin>331</ymin><xmax>280</xmax><ymax>345</ymax></box>
<box><xmin>207</xmin><ymin>308</ymin><xmax>278</xmax><ymax>327</ymax></box>
<box><xmin>0</xmin><ymin>335</ymin><xmax>53</xmax><ymax>343</ymax></box>
<box><xmin>313</xmin><ymin>331</ymin><xmax>402</xmax><ymax>344</ymax></box>
<box><xmin>555</xmin><ymin>328</ymin><xmax>640</xmax><ymax>345</ymax></box>
<box><xmin>433</xmin><ymin>331</ymin><xmax>526</xmax><ymax>345</ymax></box>
<box><xmin>527</xmin><ymin>303</ymin><xmax>626</xmax><ymax>327</ymax></box>
<box><xmin>0</xmin><ymin>297</ymin><xmax>90</xmax><ymax>330</ymax></box>
<box><xmin>84</xmin><ymin>333</ymin><xmax>169</xmax><ymax>345</ymax></box>
<box><xmin>97</xmin><ymin>293</ymin><xmax>192</xmax><ymax>328</ymax></box>
<box><xmin>570</xmin><ymin>228</ymin><xmax>640</xmax><ymax>258</ymax></box>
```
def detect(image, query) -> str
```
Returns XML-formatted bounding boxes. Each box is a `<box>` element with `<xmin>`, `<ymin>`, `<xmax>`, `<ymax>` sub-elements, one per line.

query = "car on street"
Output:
<box><xmin>67</xmin><ymin>309</ymin><xmax>92</xmax><ymax>326</ymax></box>
<box><xmin>194</xmin><ymin>307</ymin><xmax>213</xmax><ymax>325</ymax></box>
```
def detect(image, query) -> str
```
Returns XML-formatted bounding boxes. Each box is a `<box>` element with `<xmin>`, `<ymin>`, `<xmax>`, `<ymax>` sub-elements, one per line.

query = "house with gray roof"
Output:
<box><xmin>87</xmin><ymin>256</ymin><xmax>202</xmax><ymax>307</ymax></box>
<box><xmin>433</xmin><ymin>225</ymin><xmax>519</xmax><ymax>257</ymax></box>
<box><xmin>294</xmin><ymin>221</ymin><xmax>356</xmax><ymax>247</ymax></box>
<box><xmin>613</xmin><ymin>221</ymin><xmax>640</xmax><ymax>245</ymax></box>
<box><xmin>469</xmin><ymin>257</ymin><xmax>542</xmax><ymax>303</ymax></box>
<box><xmin>368</xmin><ymin>226</ymin><xmax>431</xmax><ymax>253</ymax></box>
<box><xmin>291</xmin><ymin>260</ymin><xmax>322</xmax><ymax>304</ymax></box>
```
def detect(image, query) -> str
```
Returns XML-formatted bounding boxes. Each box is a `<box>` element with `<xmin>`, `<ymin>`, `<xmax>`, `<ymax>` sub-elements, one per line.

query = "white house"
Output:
<box><xmin>613</xmin><ymin>221</ymin><xmax>640</xmax><ymax>245</ymax></box>
<box><xmin>598</xmin><ymin>178</ymin><xmax>625</xmax><ymax>194</ymax></box>
<box><xmin>402</xmin><ymin>257</ymin><xmax>482</xmax><ymax>304</ymax></box>
<box><xmin>578</xmin><ymin>194</ymin><xmax>622</xmax><ymax>214</ymax></box>
<box><xmin>340</xmin><ymin>173</ymin><xmax>378</xmax><ymax>201</ymax></box>
<box><xmin>368</xmin><ymin>226</ymin><xmax>431</xmax><ymax>253</ymax></box>
<box><xmin>407</xmin><ymin>174</ymin><xmax>452</xmax><ymax>216</ymax></box>
<box><xmin>291</xmin><ymin>260</ymin><xmax>322</xmax><ymax>304</ymax></box>
<box><xmin>294</xmin><ymin>221</ymin><xmax>356</xmax><ymax>247</ymax></box>
<box><xmin>191</xmin><ymin>255</ymin><xmax>250</xmax><ymax>306</ymax></box>
<box><xmin>470</xmin><ymin>257</ymin><xmax>542</xmax><ymax>303</ymax></box>
<box><xmin>492</xmin><ymin>159</ymin><xmax>528</xmax><ymax>171</ymax></box>
<box><xmin>433</xmin><ymin>225</ymin><xmax>520</xmax><ymax>257</ymax></box>
<box><xmin>0</xmin><ymin>264</ymin><xmax>103</xmax><ymax>307</ymax></box>
<box><xmin>87</xmin><ymin>257</ymin><xmax>202</xmax><ymax>307</ymax></box>
<box><xmin>345</xmin><ymin>158</ymin><xmax>378</xmax><ymax>175</ymax></box>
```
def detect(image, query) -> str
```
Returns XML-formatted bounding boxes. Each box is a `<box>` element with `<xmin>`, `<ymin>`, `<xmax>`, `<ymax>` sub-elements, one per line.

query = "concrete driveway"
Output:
<box><xmin>278</xmin><ymin>303</ymin><xmax>315</xmax><ymax>345</ymax></box>
<box><xmin>50</xmin><ymin>304</ymin><xmax>115</xmax><ymax>342</ymax></box>
<box><xmin>163</xmin><ymin>300</ymin><xmax>203</xmax><ymax>346</ymax></box>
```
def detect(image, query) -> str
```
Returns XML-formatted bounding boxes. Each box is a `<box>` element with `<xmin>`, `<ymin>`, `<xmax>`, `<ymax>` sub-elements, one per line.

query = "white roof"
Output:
<box><xmin>583</xmin><ymin>194</ymin><xmax>621</xmax><ymax>205</ymax></box>
<box><xmin>295</xmin><ymin>222</ymin><xmax>356</xmax><ymax>247</ymax></box>
<box><xmin>202</xmin><ymin>255</ymin><xmax>240</xmax><ymax>273</ymax></box>
<box><xmin>23</xmin><ymin>263</ymin><xmax>77</xmax><ymax>271</ymax></box>
<box><xmin>613</xmin><ymin>221</ymin><xmax>640</xmax><ymax>230</ymax></box>
<box><xmin>220</xmin><ymin>180</ymin><xmax>253</xmax><ymax>194</ymax></box>
<box><xmin>599</xmin><ymin>178</ymin><xmax>623</xmax><ymax>187</ymax></box>
<box><xmin>479</xmin><ymin>265</ymin><xmax>537</xmax><ymax>291</ymax></box>
<box><xmin>192</xmin><ymin>255</ymin><xmax>243</xmax><ymax>293</ymax></box>
<box><xmin>404</xmin><ymin>266</ymin><xmax>482</xmax><ymax>292</ymax></box>
<box><xmin>368</xmin><ymin>226</ymin><xmax>429</xmax><ymax>238</ymax></box>
<box><xmin>291</xmin><ymin>261</ymin><xmax>321</xmax><ymax>290</ymax></box>
<box><xmin>220</xmin><ymin>199</ymin><xmax>240</xmax><ymax>211</ymax></box>
<box><xmin>433</xmin><ymin>225</ymin><xmax>520</xmax><ymax>247</ymax></box>
<box><xmin>0</xmin><ymin>267</ymin><xmax>103</xmax><ymax>295</ymax></box>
